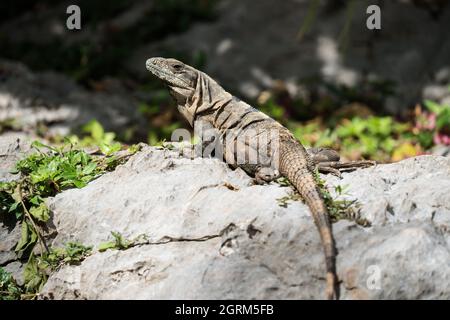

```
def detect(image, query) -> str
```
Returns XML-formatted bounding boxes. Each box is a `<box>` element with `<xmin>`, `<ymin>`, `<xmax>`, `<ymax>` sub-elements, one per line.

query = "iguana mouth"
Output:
<box><xmin>145</xmin><ymin>60</ymin><xmax>191</xmax><ymax>88</ymax></box>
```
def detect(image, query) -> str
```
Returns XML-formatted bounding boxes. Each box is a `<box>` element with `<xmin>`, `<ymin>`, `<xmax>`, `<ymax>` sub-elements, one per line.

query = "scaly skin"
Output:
<box><xmin>146</xmin><ymin>57</ymin><xmax>343</xmax><ymax>298</ymax></box>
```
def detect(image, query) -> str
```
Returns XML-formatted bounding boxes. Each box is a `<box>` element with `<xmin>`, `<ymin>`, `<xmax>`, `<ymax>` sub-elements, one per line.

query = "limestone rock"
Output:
<box><xmin>39</xmin><ymin>146</ymin><xmax>450</xmax><ymax>299</ymax></box>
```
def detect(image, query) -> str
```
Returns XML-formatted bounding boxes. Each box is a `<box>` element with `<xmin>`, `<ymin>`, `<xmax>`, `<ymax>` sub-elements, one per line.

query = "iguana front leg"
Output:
<box><xmin>307</xmin><ymin>147</ymin><xmax>376</xmax><ymax>177</ymax></box>
<box><xmin>254</xmin><ymin>166</ymin><xmax>280</xmax><ymax>184</ymax></box>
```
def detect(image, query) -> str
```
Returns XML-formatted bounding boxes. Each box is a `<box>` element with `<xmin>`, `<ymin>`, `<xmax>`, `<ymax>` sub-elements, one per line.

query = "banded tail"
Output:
<box><xmin>279</xmin><ymin>139</ymin><xmax>338</xmax><ymax>300</ymax></box>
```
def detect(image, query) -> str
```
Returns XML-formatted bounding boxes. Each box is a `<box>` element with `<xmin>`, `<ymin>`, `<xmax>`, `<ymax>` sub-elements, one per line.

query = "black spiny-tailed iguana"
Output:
<box><xmin>146</xmin><ymin>57</ymin><xmax>374</xmax><ymax>299</ymax></box>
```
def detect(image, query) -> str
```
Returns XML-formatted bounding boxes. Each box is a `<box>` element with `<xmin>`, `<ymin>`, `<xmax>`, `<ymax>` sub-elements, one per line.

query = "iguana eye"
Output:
<box><xmin>172</xmin><ymin>64</ymin><xmax>183</xmax><ymax>71</ymax></box>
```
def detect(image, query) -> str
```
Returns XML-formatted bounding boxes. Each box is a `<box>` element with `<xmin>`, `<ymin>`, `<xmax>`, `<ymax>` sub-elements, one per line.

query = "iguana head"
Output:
<box><xmin>146</xmin><ymin>57</ymin><xmax>197</xmax><ymax>101</ymax></box>
<box><xmin>146</xmin><ymin>57</ymin><xmax>225</xmax><ymax>126</ymax></box>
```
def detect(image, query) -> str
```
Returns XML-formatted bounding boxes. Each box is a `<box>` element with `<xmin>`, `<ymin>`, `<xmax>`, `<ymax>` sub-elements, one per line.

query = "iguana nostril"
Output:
<box><xmin>145</xmin><ymin>58</ymin><xmax>157</xmax><ymax>68</ymax></box>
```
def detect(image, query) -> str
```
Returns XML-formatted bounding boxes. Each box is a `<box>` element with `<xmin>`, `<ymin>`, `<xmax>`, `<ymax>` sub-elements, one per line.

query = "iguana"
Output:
<box><xmin>146</xmin><ymin>57</ymin><xmax>374</xmax><ymax>299</ymax></box>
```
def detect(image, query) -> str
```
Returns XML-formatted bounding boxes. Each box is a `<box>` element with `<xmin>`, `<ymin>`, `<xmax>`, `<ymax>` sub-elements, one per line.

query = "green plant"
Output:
<box><xmin>276</xmin><ymin>191</ymin><xmax>302</xmax><ymax>208</ymax></box>
<box><xmin>290</xmin><ymin>120</ymin><xmax>336</xmax><ymax>149</ymax></box>
<box><xmin>289</xmin><ymin>116</ymin><xmax>418</xmax><ymax>162</ymax></box>
<box><xmin>258</xmin><ymin>97</ymin><xmax>286</xmax><ymax>123</ymax></box>
<box><xmin>274</xmin><ymin>171</ymin><xmax>369</xmax><ymax>226</ymax></box>
<box><xmin>15</xmin><ymin>141</ymin><xmax>104</xmax><ymax>190</ymax></box>
<box><xmin>414</xmin><ymin>100</ymin><xmax>450</xmax><ymax>149</ymax></box>
<box><xmin>334</xmin><ymin>116</ymin><xmax>411</xmax><ymax>161</ymax></box>
<box><xmin>274</xmin><ymin>177</ymin><xmax>291</xmax><ymax>187</ymax></box>
<box><xmin>314</xmin><ymin>173</ymin><xmax>370</xmax><ymax>226</ymax></box>
<box><xmin>425</xmin><ymin>100</ymin><xmax>450</xmax><ymax>131</ymax></box>
<box><xmin>1</xmin><ymin>137</ymin><xmax>139</xmax><ymax>278</ymax></box>
<box><xmin>0</xmin><ymin>118</ymin><xmax>22</xmax><ymax>134</ymax></box>
<box><xmin>67</xmin><ymin>120</ymin><xmax>122</xmax><ymax>155</ymax></box>
<box><xmin>24</xmin><ymin>242</ymin><xmax>92</xmax><ymax>293</ymax></box>
<box><xmin>0</xmin><ymin>268</ymin><xmax>22</xmax><ymax>300</ymax></box>
<box><xmin>98</xmin><ymin>231</ymin><xmax>147</xmax><ymax>252</ymax></box>
<box><xmin>1</xmin><ymin>241</ymin><xmax>91</xmax><ymax>299</ymax></box>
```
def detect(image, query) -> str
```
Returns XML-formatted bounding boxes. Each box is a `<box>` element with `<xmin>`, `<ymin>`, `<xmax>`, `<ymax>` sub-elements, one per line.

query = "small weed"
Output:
<box><xmin>414</xmin><ymin>100</ymin><xmax>450</xmax><ymax>148</ymax></box>
<box><xmin>0</xmin><ymin>118</ymin><xmax>22</xmax><ymax>134</ymax></box>
<box><xmin>314</xmin><ymin>173</ymin><xmax>370</xmax><ymax>227</ymax></box>
<box><xmin>67</xmin><ymin>120</ymin><xmax>122</xmax><ymax>155</ymax></box>
<box><xmin>98</xmin><ymin>232</ymin><xmax>147</xmax><ymax>252</ymax></box>
<box><xmin>276</xmin><ymin>192</ymin><xmax>302</xmax><ymax>208</ymax></box>
<box><xmin>274</xmin><ymin>177</ymin><xmax>291</xmax><ymax>187</ymax></box>
<box><xmin>0</xmin><ymin>123</ymin><xmax>141</xmax><ymax>298</ymax></box>
<box><xmin>23</xmin><ymin>242</ymin><xmax>92</xmax><ymax>294</ymax></box>
<box><xmin>0</xmin><ymin>242</ymin><xmax>91</xmax><ymax>299</ymax></box>
<box><xmin>0</xmin><ymin>268</ymin><xmax>22</xmax><ymax>300</ymax></box>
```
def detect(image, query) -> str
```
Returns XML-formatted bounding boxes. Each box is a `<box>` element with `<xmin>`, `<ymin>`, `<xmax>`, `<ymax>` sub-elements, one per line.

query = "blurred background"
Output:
<box><xmin>1</xmin><ymin>0</ymin><xmax>450</xmax><ymax>162</ymax></box>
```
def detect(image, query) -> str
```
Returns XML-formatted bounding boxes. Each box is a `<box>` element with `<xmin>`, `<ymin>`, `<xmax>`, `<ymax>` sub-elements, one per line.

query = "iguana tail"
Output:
<box><xmin>279</xmin><ymin>139</ymin><xmax>338</xmax><ymax>300</ymax></box>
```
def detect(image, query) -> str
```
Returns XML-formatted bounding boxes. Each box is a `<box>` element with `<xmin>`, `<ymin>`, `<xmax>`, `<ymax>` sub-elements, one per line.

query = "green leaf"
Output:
<box><xmin>80</xmin><ymin>151</ymin><xmax>90</xmax><ymax>166</ymax></box>
<box><xmin>15</xmin><ymin>221</ymin><xmax>37</xmax><ymax>258</ymax></box>
<box><xmin>424</xmin><ymin>100</ymin><xmax>442</xmax><ymax>114</ymax></box>
<box><xmin>436</xmin><ymin>107</ymin><xmax>450</xmax><ymax>130</ymax></box>
<box><xmin>74</xmin><ymin>180</ymin><xmax>87</xmax><ymax>188</ymax></box>
<box><xmin>82</xmin><ymin>162</ymin><xmax>97</xmax><ymax>175</ymax></box>
<box><xmin>380</xmin><ymin>137</ymin><xmax>396</xmax><ymax>153</ymax></box>
<box><xmin>24</xmin><ymin>254</ymin><xmax>47</xmax><ymax>293</ymax></box>
<box><xmin>31</xmin><ymin>140</ymin><xmax>58</xmax><ymax>153</ymax></box>
<box><xmin>97</xmin><ymin>241</ymin><xmax>117</xmax><ymax>252</ymax></box>
<box><xmin>128</xmin><ymin>144</ymin><xmax>142</xmax><ymax>154</ymax></box>
<box><xmin>29</xmin><ymin>196</ymin><xmax>42</xmax><ymax>206</ymax></box>
<box><xmin>29</xmin><ymin>203</ymin><xmax>50</xmax><ymax>222</ymax></box>
<box><xmin>417</xmin><ymin>131</ymin><xmax>434</xmax><ymax>149</ymax></box>
<box><xmin>0</xmin><ymin>267</ymin><xmax>22</xmax><ymax>300</ymax></box>
<box><xmin>8</xmin><ymin>201</ymin><xmax>19</xmax><ymax>213</ymax></box>
<box><xmin>99</xmin><ymin>142</ymin><xmax>121</xmax><ymax>155</ymax></box>
<box><xmin>82</xmin><ymin>120</ymin><xmax>104</xmax><ymax>142</ymax></box>
<box><xmin>15</xmin><ymin>222</ymin><xmax>30</xmax><ymax>253</ymax></box>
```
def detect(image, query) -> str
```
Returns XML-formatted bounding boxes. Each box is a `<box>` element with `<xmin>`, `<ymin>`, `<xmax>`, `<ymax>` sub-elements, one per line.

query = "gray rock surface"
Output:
<box><xmin>0</xmin><ymin>133</ymin><xmax>32</xmax><ymax>182</ymax></box>
<box><xmin>2</xmin><ymin>261</ymin><xmax>25</xmax><ymax>286</ymax></box>
<box><xmin>0</xmin><ymin>59</ymin><xmax>146</xmax><ymax>137</ymax></box>
<box><xmin>38</xmin><ymin>146</ymin><xmax>450</xmax><ymax>299</ymax></box>
<box><xmin>0</xmin><ymin>220</ymin><xmax>21</xmax><ymax>267</ymax></box>
<box><xmin>0</xmin><ymin>134</ymin><xmax>32</xmax><ymax>282</ymax></box>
